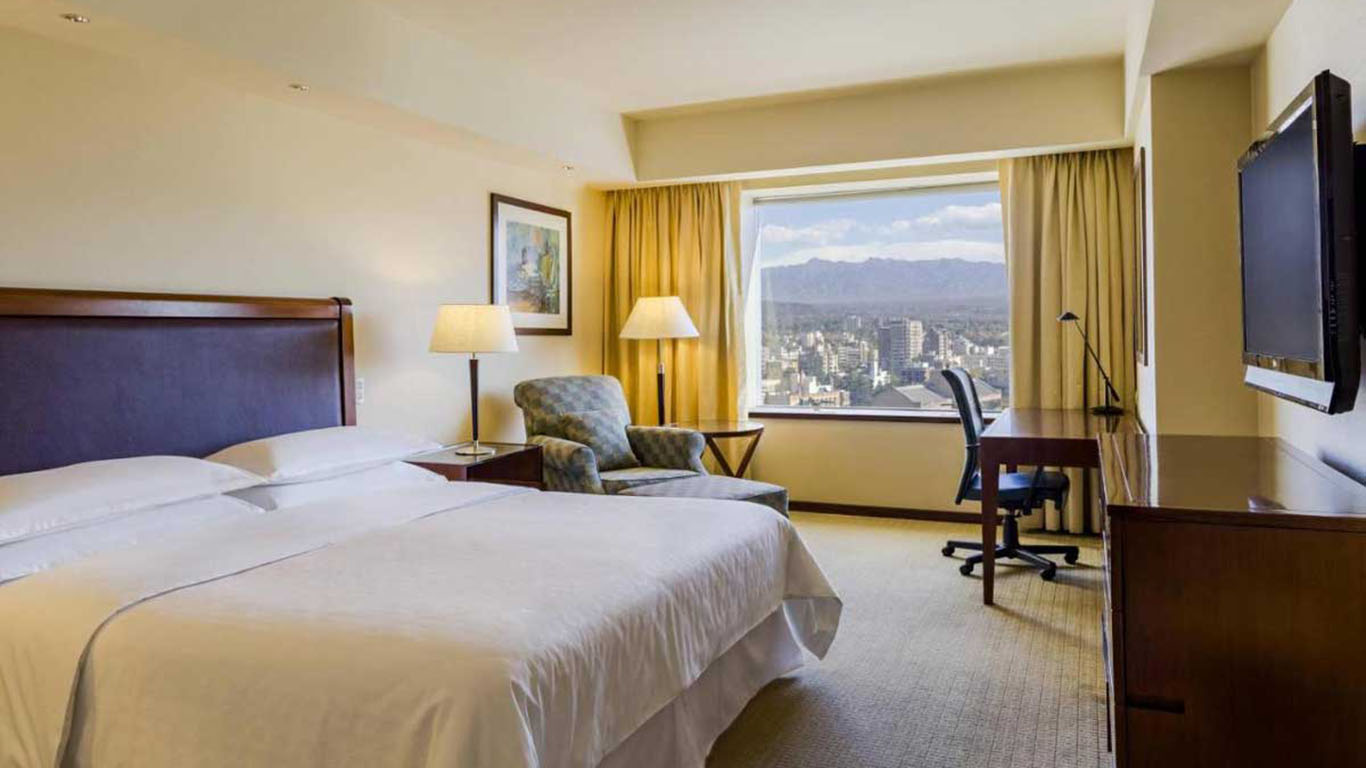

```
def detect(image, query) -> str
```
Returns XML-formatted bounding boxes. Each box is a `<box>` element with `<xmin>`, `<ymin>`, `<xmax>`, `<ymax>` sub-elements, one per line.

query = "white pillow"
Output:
<box><xmin>0</xmin><ymin>456</ymin><xmax>264</xmax><ymax>546</ymax></box>
<box><xmin>228</xmin><ymin>461</ymin><xmax>445</xmax><ymax>511</ymax></box>
<box><xmin>206</xmin><ymin>426</ymin><xmax>441</xmax><ymax>485</ymax></box>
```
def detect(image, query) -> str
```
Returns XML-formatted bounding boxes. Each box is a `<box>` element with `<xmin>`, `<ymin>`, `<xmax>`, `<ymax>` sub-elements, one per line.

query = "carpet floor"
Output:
<box><xmin>708</xmin><ymin>513</ymin><xmax>1109</xmax><ymax>768</ymax></box>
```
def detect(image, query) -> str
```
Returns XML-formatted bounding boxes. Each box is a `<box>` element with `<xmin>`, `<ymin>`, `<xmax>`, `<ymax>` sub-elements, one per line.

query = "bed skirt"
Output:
<box><xmin>599</xmin><ymin>608</ymin><xmax>804</xmax><ymax>768</ymax></box>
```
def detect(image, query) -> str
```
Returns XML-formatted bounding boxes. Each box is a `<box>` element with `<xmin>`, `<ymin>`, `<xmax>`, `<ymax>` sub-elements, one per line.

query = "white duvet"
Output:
<box><xmin>0</xmin><ymin>483</ymin><xmax>841</xmax><ymax>768</ymax></box>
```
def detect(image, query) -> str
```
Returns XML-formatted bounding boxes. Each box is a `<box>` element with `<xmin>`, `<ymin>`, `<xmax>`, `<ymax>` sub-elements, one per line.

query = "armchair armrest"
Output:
<box><xmin>626</xmin><ymin>426</ymin><xmax>708</xmax><ymax>473</ymax></box>
<box><xmin>528</xmin><ymin>435</ymin><xmax>605</xmax><ymax>494</ymax></box>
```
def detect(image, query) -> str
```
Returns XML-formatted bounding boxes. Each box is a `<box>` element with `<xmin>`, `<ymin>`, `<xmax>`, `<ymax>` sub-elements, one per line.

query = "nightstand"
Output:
<box><xmin>406</xmin><ymin>443</ymin><xmax>543</xmax><ymax>489</ymax></box>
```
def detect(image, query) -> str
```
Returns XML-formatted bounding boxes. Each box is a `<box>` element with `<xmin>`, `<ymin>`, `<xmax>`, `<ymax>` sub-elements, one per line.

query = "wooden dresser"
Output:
<box><xmin>1098</xmin><ymin>434</ymin><xmax>1366</xmax><ymax>767</ymax></box>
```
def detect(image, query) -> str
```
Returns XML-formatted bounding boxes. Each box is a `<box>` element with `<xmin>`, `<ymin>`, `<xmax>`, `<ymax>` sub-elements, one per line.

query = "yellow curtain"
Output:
<box><xmin>603</xmin><ymin>182</ymin><xmax>745</xmax><ymax>437</ymax></box>
<box><xmin>1000</xmin><ymin>148</ymin><xmax>1136</xmax><ymax>533</ymax></box>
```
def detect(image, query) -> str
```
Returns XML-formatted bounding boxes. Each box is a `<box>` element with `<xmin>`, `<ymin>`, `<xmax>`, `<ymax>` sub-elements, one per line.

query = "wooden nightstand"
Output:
<box><xmin>406</xmin><ymin>443</ymin><xmax>543</xmax><ymax>489</ymax></box>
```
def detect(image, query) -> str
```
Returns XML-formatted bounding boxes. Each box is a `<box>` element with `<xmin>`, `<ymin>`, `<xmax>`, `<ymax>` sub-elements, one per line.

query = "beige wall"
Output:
<box><xmin>749</xmin><ymin>418</ymin><xmax>974</xmax><ymax>514</ymax></box>
<box><xmin>628</xmin><ymin>59</ymin><xmax>1126</xmax><ymax>182</ymax></box>
<box><xmin>1145</xmin><ymin>65</ymin><xmax>1260</xmax><ymax>436</ymax></box>
<box><xmin>0</xmin><ymin>29</ymin><xmax>606</xmax><ymax>446</ymax></box>
<box><xmin>1254</xmin><ymin>0</ymin><xmax>1366</xmax><ymax>481</ymax></box>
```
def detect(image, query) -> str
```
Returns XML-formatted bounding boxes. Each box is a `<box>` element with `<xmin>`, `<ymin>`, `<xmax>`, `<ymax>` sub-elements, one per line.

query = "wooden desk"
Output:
<box><xmin>978</xmin><ymin>408</ymin><xmax>1139</xmax><ymax>605</ymax></box>
<box><xmin>1098</xmin><ymin>434</ymin><xmax>1366</xmax><ymax>766</ymax></box>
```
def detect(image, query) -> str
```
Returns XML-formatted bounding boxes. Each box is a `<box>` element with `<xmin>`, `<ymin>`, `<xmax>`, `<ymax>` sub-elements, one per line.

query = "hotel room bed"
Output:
<box><xmin>1</xmin><ymin>482</ymin><xmax>838</xmax><ymax>767</ymax></box>
<box><xmin>0</xmin><ymin>288</ymin><xmax>841</xmax><ymax>767</ymax></box>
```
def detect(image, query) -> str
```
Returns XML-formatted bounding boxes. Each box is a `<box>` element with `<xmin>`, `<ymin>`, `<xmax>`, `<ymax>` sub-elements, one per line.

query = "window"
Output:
<box><xmin>750</xmin><ymin>180</ymin><xmax>1009</xmax><ymax>414</ymax></box>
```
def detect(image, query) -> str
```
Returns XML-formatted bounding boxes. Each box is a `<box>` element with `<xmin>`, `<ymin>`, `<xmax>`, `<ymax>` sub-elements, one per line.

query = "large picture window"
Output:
<box><xmin>752</xmin><ymin>181</ymin><xmax>1009</xmax><ymax>413</ymax></box>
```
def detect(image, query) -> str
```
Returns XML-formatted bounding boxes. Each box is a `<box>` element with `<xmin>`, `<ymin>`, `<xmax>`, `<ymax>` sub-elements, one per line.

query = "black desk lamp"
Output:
<box><xmin>1058</xmin><ymin>311</ymin><xmax>1124</xmax><ymax>415</ymax></box>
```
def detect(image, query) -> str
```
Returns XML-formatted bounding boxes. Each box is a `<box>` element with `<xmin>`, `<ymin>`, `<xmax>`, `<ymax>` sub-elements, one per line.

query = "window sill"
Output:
<box><xmin>748</xmin><ymin>406</ymin><xmax>997</xmax><ymax>424</ymax></box>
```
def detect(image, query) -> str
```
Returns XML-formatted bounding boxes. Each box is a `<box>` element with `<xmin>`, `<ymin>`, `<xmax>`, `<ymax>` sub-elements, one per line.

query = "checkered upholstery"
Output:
<box><xmin>527</xmin><ymin>435</ymin><xmax>605</xmax><ymax>494</ymax></box>
<box><xmin>514</xmin><ymin>375</ymin><xmax>707</xmax><ymax>494</ymax></box>
<box><xmin>618</xmin><ymin>475</ymin><xmax>789</xmax><ymax>517</ymax></box>
<box><xmin>600</xmin><ymin>467</ymin><xmax>697</xmax><ymax>494</ymax></box>
<box><xmin>558</xmin><ymin>409</ymin><xmax>639</xmax><ymax>471</ymax></box>
<box><xmin>514</xmin><ymin>376</ymin><xmax>633</xmax><ymax>439</ymax></box>
<box><xmin>627</xmin><ymin>427</ymin><xmax>706</xmax><ymax>474</ymax></box>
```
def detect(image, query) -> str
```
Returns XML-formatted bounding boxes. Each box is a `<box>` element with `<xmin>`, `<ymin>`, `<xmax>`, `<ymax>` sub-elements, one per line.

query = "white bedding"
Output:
<box><xmin>0</xmin><ymin>494</ymin><xmax>261</xmax><ymax>585</ymax></box>
<box><xmin>0</xmin><ymin>482</ymin><xmax>841</xmax><ymax>768</ymax></box>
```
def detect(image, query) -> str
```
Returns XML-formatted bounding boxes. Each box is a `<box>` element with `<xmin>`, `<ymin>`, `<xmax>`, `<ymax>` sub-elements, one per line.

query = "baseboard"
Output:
<box><xmin>789</xmin><ymin>500</ymin><xmax>979</xmax><ymax>523</ymax></box>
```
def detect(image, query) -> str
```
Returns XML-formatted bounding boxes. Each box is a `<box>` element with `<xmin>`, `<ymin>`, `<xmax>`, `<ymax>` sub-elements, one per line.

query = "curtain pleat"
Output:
<box><xmin>603</xmin><ymin>183</ymin><xmax>745</xmax><ymax>456</ymax></box>
<box><xmin>1001</xmin><ymin>149</ymin><xmax>1136</xmax><ymax>533</ymax></box>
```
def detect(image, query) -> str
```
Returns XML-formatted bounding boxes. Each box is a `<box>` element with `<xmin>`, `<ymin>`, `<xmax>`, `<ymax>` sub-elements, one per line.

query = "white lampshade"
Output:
<box><xmin>619</xmin><ymin>296</ymin><xmax>699</xmax><ymax>340</ymax></box>
<box><xmin>429</xmin><ymin>304</ymin><xmax>519</xmax><ymax>353</ymax></box>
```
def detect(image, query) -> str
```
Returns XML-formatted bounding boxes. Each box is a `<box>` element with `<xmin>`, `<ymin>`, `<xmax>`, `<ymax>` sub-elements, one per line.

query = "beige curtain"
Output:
<box><xmin>1000</xmin><ymin>149</ymin><xmax>1136</xmax><ymax>533</ymax></box>
<box><xmin>603</xmin><ymin>183</ymin><xmax>745</xmax><ymax>440</ymax></box>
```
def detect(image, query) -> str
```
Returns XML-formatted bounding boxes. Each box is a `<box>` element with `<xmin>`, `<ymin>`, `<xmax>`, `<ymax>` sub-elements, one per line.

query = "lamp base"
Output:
<box><xmin>1089</xmin><ymin>405</ymin><xmax>1125</xmax><ymax>416</ymax></box>
<box><xmin>454</xmin><ymin>442</ymin><xmax>495</xmax><ymax>456</ymax></box>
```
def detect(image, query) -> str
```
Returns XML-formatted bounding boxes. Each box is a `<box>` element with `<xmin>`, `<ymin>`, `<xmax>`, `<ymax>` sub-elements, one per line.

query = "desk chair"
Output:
<box><xmin>940</xmin><ymin>368</ymin><xmax>1079</xmax><ymax>581</ymax></box>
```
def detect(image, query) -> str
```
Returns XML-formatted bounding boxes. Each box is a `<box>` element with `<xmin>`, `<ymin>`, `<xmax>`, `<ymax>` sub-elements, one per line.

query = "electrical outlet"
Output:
<box><xmin>355</xmin><ymin>377</ymin><xmax>366</xmax><ymax>404</ymax></box>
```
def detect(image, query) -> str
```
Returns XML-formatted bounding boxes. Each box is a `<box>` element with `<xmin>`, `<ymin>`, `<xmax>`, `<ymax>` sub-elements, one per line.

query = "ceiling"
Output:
<box><xmin>375</xmin><ymin>0</ymin><xmax>1129</xmax><ymax>112</ymax></box>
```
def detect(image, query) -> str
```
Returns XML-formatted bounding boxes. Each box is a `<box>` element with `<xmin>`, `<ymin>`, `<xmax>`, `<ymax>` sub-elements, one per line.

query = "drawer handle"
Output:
<box><xmin>1127</xmin><ymin>695</ymin><xmax>1185</xmax><ymax>714</ymax></box>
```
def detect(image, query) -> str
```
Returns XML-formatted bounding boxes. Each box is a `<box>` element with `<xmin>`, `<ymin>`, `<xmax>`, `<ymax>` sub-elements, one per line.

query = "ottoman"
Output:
<box><xmin>617</xmin><ymin>475</ymin><xmax>789</xmax><ymax>517</ymax></box>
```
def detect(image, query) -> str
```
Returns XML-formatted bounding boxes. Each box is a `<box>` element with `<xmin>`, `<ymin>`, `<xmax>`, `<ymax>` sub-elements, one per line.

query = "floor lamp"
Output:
<box><xmin>619</xmin><ymin>296</ymin><xmax>699</xmax><ymax>425</ymax></box>
<box><xmin>430</xmin><ymin>304</ymin><xmax>519</xmax><ymax>455</ymax></box>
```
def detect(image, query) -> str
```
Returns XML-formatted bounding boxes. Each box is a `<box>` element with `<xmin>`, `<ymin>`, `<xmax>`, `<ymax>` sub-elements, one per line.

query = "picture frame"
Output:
<box><xmin>1133</xmin><ymin>147</ymin><xmax>1149</xmax><ymax>365</ymax></box>
<box><xmin>490</xmin><ymin>193</ymin><xmax>572</xmax><ymax>335</ymax></box>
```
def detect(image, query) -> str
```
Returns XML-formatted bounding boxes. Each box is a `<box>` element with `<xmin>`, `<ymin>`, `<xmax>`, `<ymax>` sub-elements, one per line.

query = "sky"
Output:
<box><xmin>757</xmin><ymin>184</ymin><xmax>1003</xmax><ymax>268</ymax></box>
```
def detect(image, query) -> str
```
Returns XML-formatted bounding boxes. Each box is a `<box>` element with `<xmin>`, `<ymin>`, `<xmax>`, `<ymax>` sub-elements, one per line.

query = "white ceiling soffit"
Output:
<box><xmin>1127</xmin><ymin>0</ymin><xmax>1292</xmax><ymax>127</ymax></box>
<box><xmin>375</xmin><ymin>0</ymin><xmax>1128</xmax><ymax>113</ymax></box>
<box><xmin>1141</xmin><ymin>0</ymin><xmax>1292</xmax><ymax>74</ymax></box>
<box><xmin>1</xmin><ymin>0</ymin><xmax>636</xmax><ymax>180</ymax></box>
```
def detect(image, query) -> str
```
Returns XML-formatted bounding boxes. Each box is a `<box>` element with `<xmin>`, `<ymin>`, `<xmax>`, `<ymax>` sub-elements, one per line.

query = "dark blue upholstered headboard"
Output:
<box><xmin>0</xmin><ymin>288</ymin><xmax>355</xmax><ymax>476</ymax></box>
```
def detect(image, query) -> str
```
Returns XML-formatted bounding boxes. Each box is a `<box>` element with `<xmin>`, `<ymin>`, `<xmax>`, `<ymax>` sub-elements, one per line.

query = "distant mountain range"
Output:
<box><xmin>760</xmin><ymin>257</ymin><xmax>1005</xmax><ymax>304</ymax></box>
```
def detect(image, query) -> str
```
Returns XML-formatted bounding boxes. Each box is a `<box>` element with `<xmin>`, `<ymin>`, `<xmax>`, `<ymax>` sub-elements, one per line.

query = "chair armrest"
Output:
<box><xmin>626</xmin><ymin>426</ymin><xmax>708</xmax><ymax>473</ymax></box>
<box><xmin>528</xmin><ymin>435</ymin><xmax>605</xmax><ymax>494</ymax></box>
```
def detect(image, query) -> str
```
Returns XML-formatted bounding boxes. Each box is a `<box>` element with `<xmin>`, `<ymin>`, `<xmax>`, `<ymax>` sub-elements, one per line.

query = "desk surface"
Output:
<box><xmin>982</xmin><ymin>408</ymin><xmax>1137</xmax><ymax>442</ymax></box>
<box><xmin>1100</xmin><ymin>434</ymin><xmax>1366</xmax><ymax>529</ymax></box>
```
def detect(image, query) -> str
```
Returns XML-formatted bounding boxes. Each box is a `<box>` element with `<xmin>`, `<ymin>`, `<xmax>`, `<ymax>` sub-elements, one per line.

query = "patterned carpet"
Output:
<box><xmin>708</xmin><ymin>513</ymin><xmax>1109</xmax><ymax>768</ymax></box>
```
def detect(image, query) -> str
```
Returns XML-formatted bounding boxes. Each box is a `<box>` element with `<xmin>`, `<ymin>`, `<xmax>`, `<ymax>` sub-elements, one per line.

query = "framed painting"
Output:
<box><xmin>490</xmin><ymin>193</ymin><xmax>572</xmax><ymax>335</ymax></box>
<box><xmin>1133</xmin><ymin>147</ymin><xmax>1149</xmax><ymax>365</ymax></box>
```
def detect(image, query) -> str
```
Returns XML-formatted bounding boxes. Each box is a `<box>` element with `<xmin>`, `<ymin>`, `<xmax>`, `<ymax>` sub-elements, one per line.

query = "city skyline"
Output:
<box><xmin>758</xmin><ymin>186</ymin><xmax>1009</xmax><ymax>411</ymax></box>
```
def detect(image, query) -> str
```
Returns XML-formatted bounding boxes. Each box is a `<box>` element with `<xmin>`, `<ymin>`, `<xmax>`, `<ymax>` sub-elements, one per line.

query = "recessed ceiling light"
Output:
<box><xmin>60</xmin><ymin>13</ymin><xmax>89</xmax><ymax>23</ymax></box>
<box><xmin>561</xmin><ymin>162</ymin><xmax>576</xmax><ymax>173</ymax></box>
<box><xmin>287</xmin><ymin>83</ymin><xmax>310</xmax><ymax>93</ymax></box>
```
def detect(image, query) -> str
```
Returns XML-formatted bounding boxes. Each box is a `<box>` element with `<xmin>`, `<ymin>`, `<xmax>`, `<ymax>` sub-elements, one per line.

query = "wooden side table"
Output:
<box><xmin>669</xmin><ymin>420</ymin><xmax>765</xmax><ymax>478</ymax></box>
<box><xmin>406</xmin><ymin>442</ymin><xmax>543</xmax><ymax>489</ymax></box>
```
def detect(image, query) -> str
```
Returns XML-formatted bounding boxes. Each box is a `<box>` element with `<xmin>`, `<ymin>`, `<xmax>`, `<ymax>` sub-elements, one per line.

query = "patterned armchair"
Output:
<box><xmin>513</xmin><ymin>375</ymin><xmax>708</xmax><ymax>494</ymax></box>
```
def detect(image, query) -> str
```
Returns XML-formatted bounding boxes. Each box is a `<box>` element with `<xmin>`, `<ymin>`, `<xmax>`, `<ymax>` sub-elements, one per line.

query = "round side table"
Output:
<box><xmin>669</xmin><ymin>419</ymin><xmax>765</xmax><ymax>477</ymax></box>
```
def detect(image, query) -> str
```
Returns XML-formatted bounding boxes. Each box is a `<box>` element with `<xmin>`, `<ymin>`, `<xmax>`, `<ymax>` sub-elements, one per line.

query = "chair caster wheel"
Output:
<box><xmin>942</xmin><ymin>546</ymin><xmax>955</xmax><ymax>557</ymax></box>
<box><xmin>959</xmin><ymin>563</ymin><xmax>974</xmax><ymax>576</ymax></box>
<box><xmin>1064</xmin><ymin>551</ymin><xmax>1079</xmax><ymax>565</ymax></box>
<box><xmin>1041</xmin><ymin>566</ymin><xmax>1057</xmax><ymax>581</ymax></box>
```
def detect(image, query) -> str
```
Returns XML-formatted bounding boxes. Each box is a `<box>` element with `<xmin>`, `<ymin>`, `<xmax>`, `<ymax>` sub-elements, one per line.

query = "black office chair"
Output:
<box><xmin>940</xmin><ymin>368</ymin><xmax>1079</xmax><ymax>581</ymax></box>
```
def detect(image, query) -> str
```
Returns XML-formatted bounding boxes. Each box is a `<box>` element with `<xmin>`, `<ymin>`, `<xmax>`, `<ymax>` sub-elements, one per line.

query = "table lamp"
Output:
<box><xmin>619</xmin><ymin>296</ymin><xmax>699</xmax><ymax>425</ymax></box>
<box><xmin>430</xmin><ymin>304</ymin><xmax>518</xmax><ymax>455</ymax></box>
<box><xmin>1058</xmin><ymin>310</ymin><xmax>1123</xmax><ymax>415</ymax></box>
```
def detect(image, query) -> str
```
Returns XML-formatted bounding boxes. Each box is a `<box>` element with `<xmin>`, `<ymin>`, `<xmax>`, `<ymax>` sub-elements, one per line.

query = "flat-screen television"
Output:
<box><xmin>1237</xmin><ymin>70</ymin><xmax>1361</xmax><ymax>414</ymax></box>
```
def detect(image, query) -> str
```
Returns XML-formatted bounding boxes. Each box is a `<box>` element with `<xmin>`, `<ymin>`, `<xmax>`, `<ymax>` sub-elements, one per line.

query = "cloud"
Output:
<box><xmin>760</xmin><ymin>218</ymin><xmax>858</xmax><ymax>245</ymax></box>
<box><xmin>762</xmin><ymin>238</ymin><xmax>1004</xmax><ymax>267</ymax></box>
<box><xmin>912</xmin><ymin>202</ymin><xmax>1002</xmax><ymax>231</ymax></box>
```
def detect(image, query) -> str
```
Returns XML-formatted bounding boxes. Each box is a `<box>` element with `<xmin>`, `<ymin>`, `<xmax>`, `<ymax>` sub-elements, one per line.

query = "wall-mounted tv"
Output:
<box><xmin>1237</xmin><ymin>70</ymin><xmax>1362</xmax><ymax>414</ymax></box>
